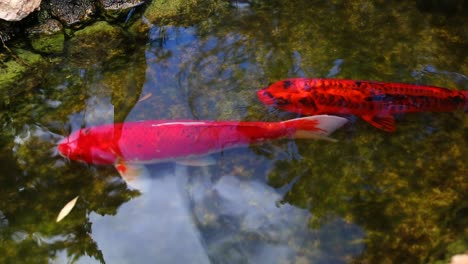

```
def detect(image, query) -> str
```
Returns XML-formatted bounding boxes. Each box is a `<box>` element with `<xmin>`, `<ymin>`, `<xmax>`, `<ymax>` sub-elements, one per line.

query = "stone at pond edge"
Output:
<box><xmin>450</xmin><ymin>254</ymin><xmax>468</xmax><ymax>264</ymax></box>
<box><xmin>0</xmin><ymin>0</ymin><xmax>42</xmax><ymax>21</ymax></box>
<box><xmin>98</xmin><ymin>0</ymin><xmax>146</xmax><ymax>21</ymax></box>
<box><xmin>99</xmin><ymin>0</ymin><xmax>145</xmax><ymax>10</ymax></box>
<box><xmin>47</xmin><ymin>0</ymin><xmax>96</xmax><ymax>26</ymax></box>
<box><xmin>27</xmin><ymin>19</ymin><xmax>64</xmax><ymax>54</ymax></box>
<box><xmin>68</xmin><ymin>21</ymin><xmax>129</xmax><ymax>66</ymax></box>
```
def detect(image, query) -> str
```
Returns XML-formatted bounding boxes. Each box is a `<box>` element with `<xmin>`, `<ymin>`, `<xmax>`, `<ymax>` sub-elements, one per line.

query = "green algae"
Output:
<box><xmin>28</xmin><ymin>19</ymin><xmax>65</xmax><ymax>54</ymax></box>
<box><xmin>68</xmin><ymin>21</ymin><xmax>130</xmax><ymax>66</ymax></box>
<box><xmin>128</xmin><ymin>0</ymin><xmax>194</xmax><ymax>35</ymax></box>
<box><xmin>0</xmin><ymin>49</ymin><xmax>46</xmax><ymax>104</ymax></box>
<box><xmin>143</xmin><ymin>0</ymin><xmax>226</xmax><ymax>23</ymax></box>
<box><xmin>30</xmin><ymin>33</ymin><xmax>64</xmax><ymax>54</ymax></box>
<box><xmin>266</xmin><ymin>116</ymin><xmax>468</xmax><ymax>263</ymax></box>
<box><xmin>145</xmin><ymin>0</ymin><xmax>199</xmax><ymax>20</ymax></box>
<box><xmin>129</xmin><ymin>0</ymin><xmax>228</xmax><ymax>36</ymax></box>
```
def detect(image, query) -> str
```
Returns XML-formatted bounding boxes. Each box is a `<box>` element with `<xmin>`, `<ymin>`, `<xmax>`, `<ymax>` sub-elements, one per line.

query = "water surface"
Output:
<box><xmin>0</xmin><ymin>1</ymin><xmax>467</xmax><ymax>263</ymax></box>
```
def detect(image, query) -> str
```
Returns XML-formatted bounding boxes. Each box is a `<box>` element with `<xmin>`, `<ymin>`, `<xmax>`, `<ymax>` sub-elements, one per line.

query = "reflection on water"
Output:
<box><xmin>126</xmin><ymin>24</ymin><xmax>265</xmax><ymax>122</ymax></box>
<box><xmin>86</xmin><ymin>165</ymin><xmax>210</xmax><ymax>264</ymax></box>
<box><xmin>81</xmin><ymin>164</ymin><xmax>363</xmax><ymax>263</ymax></box>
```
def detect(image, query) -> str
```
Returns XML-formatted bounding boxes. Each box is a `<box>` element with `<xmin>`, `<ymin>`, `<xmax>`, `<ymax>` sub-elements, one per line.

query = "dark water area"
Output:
<box><xmin>0</xmin><ymin>1</ymin><xmax>467</xmax><ymax>263</ymax></box>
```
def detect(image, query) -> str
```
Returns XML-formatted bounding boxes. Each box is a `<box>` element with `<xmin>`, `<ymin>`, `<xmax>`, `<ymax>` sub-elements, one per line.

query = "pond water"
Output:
<box><xmin>1</xmin><ymin>1</ymin><xmax>467</xmax><ymax>263</ymax></box>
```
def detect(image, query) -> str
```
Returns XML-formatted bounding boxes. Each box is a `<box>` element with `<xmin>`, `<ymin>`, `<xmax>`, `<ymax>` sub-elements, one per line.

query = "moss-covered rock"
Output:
<box><xmin>27</xmin><ymin>19</ymin><xmax>65</xmax><ymax>54</ymax></box>
<box><xmin>144</xmin><ymin>0</ymin><xmax>201</xmax><ymax>21</ymax></box>
<box><xmin>67</xmin><ymin>21</ymin><xmax>130</xmax><ymax>66</ymax></box>
<box><xmin>98</xmin><ymin>0</ymin><xmax>145</xmax><ymax>21</ymax></box>
<box><xmin>129</xmin><ymin>0</ymin><xmax>228</xmax><ymax>36</ymax></box>
<box><xmin>0</xmin><ymin>49</ymin><xmax>46</xmax><ymax>105</ymax></box>
<box><xmin>31</xmin><ymin>33</ymin><xmax>64</xmax><ymax>54</ymax></box>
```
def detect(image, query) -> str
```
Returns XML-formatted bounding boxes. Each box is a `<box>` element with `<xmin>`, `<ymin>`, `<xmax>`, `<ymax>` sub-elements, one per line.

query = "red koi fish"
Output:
<box><xmin>58</xmin><ymin>116</ymin><xmax>347</xmax><ymax>188</ymax></box>
<box><xmin>257</xmin><ymin>78</ymin><xmax>468</xmax><ymax>132</ymax></box>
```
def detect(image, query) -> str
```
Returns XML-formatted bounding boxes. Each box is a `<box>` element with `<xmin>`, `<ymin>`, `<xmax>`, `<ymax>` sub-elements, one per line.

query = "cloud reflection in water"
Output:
<box><xmin>86</xmin><ymin>164</ymin><xmax>364</xmax><ymax>263</ymax></box>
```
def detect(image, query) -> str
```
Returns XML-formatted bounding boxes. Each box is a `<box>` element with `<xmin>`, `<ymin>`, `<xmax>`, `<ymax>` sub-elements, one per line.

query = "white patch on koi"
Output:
<box><xmin>151</xmin><ymin>122</ymin><xmax>207</xmax><ymax>127</ymax></box>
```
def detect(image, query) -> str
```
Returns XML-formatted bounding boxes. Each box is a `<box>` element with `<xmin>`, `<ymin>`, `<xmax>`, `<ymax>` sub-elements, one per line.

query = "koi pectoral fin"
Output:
<box><xmin>115</xmin><ymin>160</ymin><xmax>151</xmax><ymax>192</ymax></box>
<box><xmin>361</xmin><ymin>115</ymin><xmax>396</xmax><ymax>132</ymax></box>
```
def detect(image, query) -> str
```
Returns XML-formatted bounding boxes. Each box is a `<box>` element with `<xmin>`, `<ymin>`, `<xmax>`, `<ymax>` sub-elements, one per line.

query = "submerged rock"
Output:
<box><xmin>129</xmin><ymin>0</ymin><xmax>227</xmax><ymax>36</ymax></box>
<box><xmin>98</xmin><ymin>0</ymin><xmax>145</xmax><ymax>10</ymax></box>
<box><xmin>0</xmin><ymin>20</ymin><xmax>17</xmax><ymax>42</ymax></box>
<box><xmin>0</xmin><ymin>0</ymin><xmax>41</xmax><ymax>21</ymax></box>
<box><xmin>98</xmin><ymin>0</ymin><xmax>146</xmax><ymax>21</ymax></box>
<box><xmin>0</xmin><ymin>49</ymin><xmax>45</xmax><ymax>104</ymax></box>
<box><xmin>144</xmin><ymin>0</ymin><xmax>226</xmax><ymax>24</ymax></box>
<box><xmin>68</xmin><ymin>21</ymin><xmax>129</xmax><ymax>66</ymax></box>
<box><xmin>27</xmin><ymin>19</ymin><xmax>64</xmax><ymax>54</ymax></box>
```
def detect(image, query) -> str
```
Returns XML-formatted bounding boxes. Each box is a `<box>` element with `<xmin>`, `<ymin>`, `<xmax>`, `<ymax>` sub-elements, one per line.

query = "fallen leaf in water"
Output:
<box><xmin>56</xmin><ymin>196</ymin><xmax>79</xmax><ymax>222</ymax></box>
<box><xmin>138</xmin><ymin>93</ymin><xmax>152</xmax><ymax>102</ymax></box>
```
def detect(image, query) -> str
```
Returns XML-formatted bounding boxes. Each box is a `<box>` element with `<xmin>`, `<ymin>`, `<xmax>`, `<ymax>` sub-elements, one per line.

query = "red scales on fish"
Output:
<box><xmin>257</xmin><ymin>78</ymin><xmax>468</xmax><ymax>132</ymax></box>
<box><xmin>57</xmin><ymin>116</ymin><xmax>347</xmax><ymax>190</ymax></box>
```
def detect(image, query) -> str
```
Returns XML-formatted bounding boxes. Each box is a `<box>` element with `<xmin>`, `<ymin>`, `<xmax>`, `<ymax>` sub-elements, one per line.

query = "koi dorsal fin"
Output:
<box><xmin>361</xmin><ymin>115</ymin><xmax>396</xmax><ymax>132</ymax></box>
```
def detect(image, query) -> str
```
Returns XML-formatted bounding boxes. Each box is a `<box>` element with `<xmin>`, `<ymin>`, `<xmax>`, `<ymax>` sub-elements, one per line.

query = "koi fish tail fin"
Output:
<box><xmin>283</xmin><ymin>115</ymin><xmax>348</xmax><ymax>142</ymax></box>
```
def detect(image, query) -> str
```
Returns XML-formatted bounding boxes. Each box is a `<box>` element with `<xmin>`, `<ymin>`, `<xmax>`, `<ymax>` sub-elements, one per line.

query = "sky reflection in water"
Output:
<box><xmin>83</xmin><ymin>164</ymin><xmax>363</xmax><ymax>263</ymax></box>
<box><xmin>72</xmin><ymin>26</ymin><xmax>364</xmax><ymax>263</ymax></box>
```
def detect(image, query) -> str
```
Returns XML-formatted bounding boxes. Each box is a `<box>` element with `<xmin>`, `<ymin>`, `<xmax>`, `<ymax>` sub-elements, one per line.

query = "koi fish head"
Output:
<box><xmin>57</xmin><ymin>125</ymin><xmax>119</xmax><ymax>165</ymax></box>
<box><xmin>257</xmin><ymin>79</ymin><xmax>318</xmax><ymax>114</ymax></box>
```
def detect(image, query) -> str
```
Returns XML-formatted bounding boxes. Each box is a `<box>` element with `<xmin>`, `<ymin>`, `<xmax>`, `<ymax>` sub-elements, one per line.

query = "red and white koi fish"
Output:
<box><xmin>257</xmin><ymin>78</ymin><xmax>468</xmax><ymax>132</ymax></box>
<box><xmin>58</xmin><ymin>116</ymin><xmax>347</xmax><ymax>189</ymax></box>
